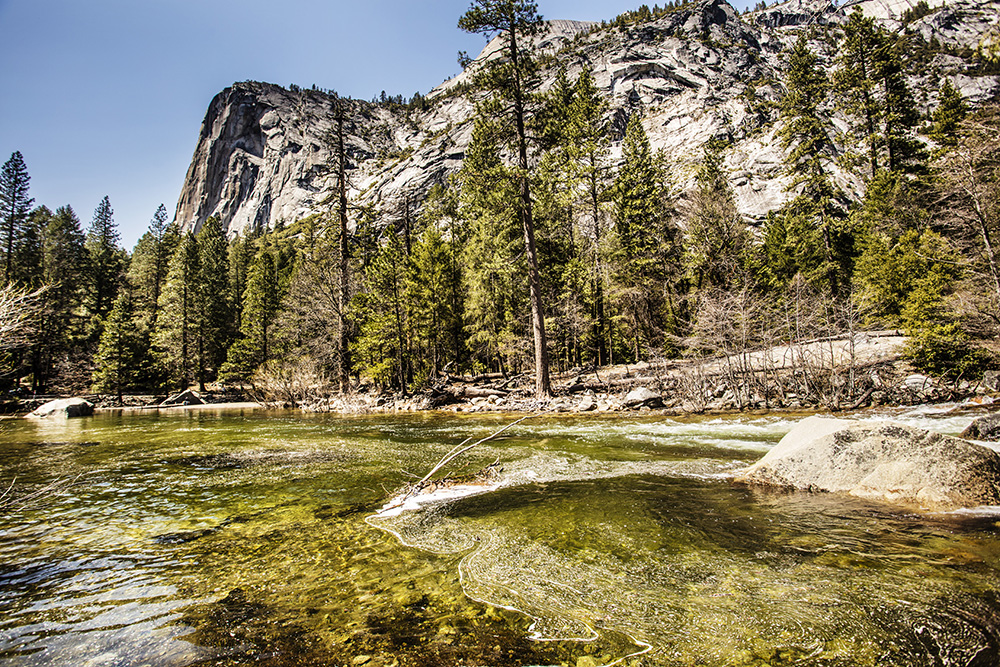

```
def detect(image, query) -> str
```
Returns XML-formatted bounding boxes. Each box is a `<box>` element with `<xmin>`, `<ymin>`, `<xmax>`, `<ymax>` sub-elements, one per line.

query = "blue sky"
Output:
<box><xmin>0</xmin><ymin>0</ymin><xmax>751</xmax><ymax>248</ymax></box>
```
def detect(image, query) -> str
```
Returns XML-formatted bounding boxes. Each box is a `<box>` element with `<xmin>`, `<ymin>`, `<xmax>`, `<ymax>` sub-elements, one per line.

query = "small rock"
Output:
<box><xmin>576</xmin><ymin>395</ymin><xmax>597</xmax><ymax>412</ymax></box>
<box><xmin>352</xmin><ymin>655</ymin><xmax>372</xmax><ymax>665</ymax></box>
<box><xmin>577</xmin><ymin>657</ymin><xmax>600</xmax><ymax>667</ymax></box>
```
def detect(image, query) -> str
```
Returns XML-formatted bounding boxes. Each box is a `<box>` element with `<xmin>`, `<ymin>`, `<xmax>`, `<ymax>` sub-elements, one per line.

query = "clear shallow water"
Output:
<box><xmin>0</xmin><ymin>407</ymin><xmax>998</xmax><ymax>666</ymax></box>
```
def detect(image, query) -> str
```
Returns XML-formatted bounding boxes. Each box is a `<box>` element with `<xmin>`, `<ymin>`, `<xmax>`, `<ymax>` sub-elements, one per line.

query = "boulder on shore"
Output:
<box><xmin>161</xmin><ymin>390</ymin><xmax>204</xmax><ymax>406</ymax></box>
<box><xmin>27</xmin><ymin>397</ymin><xmax>95</xmax><ymax>419</ymax></box>
<box><xmin>623</xmin><ymin>387</ymin><xmax>661</xmax><ymax>409</ymax></box>
<box><xmin>734</xmin><ymin>416</ymin><xmax>1000</xmax><ymax>511</ymax></box>
<box><xmin>962</xmin><ymin>413</ymin><xmax>1000</xmax><ymax>442</ymax></box>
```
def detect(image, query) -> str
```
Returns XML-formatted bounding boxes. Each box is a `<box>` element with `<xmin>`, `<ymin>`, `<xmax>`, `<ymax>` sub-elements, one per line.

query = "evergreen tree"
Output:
<box><xmin>228</xmin><ymin>231</ymin><xmax>256</xmax><ymax>334</ymax></box>
<box><xmin>684</xmin><ymin>140</ymin><xmax>747</xmax><ymax>290</ymax></box>
<box><xmin>85</xmin><ymin>196</ymin><xmax>124</xmax><ymax>324</ymax></box>
<box><xmin>779</xmin><ymin>36</ymin><xmax>837</xmax><ymax>201</ymax></box>
<box><xmin>36</xmin><ymin>206</ymin><xmax>87</xmax><ymax>391</ymax></box>
<box><xmin>928</xmin><ymin>80</ymin><xmax>967</xmax><ymax>147</ymax></box>
<box><xmin>614</xmin><ymin>114</ymin><xmax>660</xmax><ymax>260</ymax></box>
<box><xmin>17</xmin><ymin>207</ymin><xmax>46</xmax><ymax>288</ymax></box>
<box><xmin>612</xmin><ymin>113</ymin><xmax>681</xmax><ymax>359</ymax></box>
<box><xmin>92</xmin><ymin>289</ymin><xmax>143</xmax><ymax>403</ymax></box>
<box><xmin>0</xmin><ymin>151</ymin><xmax>34</xmax><ymax>284</ymax></box>
<box><xmin>353</xmin><ymin>227</ymin><xmax>411</xmax><ymax>390</ymax></box>
<box><xmin>405</xmin><ymin>226</ymin><xmax>460</xmax><ymax>382</ymax></box>
<box><xmin>835</xmin><ymin>10</ymin><xmax>883</xmax><ymax>179</ymax></box>
<box><xmin>459</xmin><ymin>0</ymin><xmax>552</xmax><ymax>397</ymax></box>
<box><xmin>194</xmin><ymin>216</ymin><xmax>232</xmax><ymax>389</ymax></box>
<box><xmin>127</xmin><ymin>204</ymin><xmax>179</xmax><ymax>332</ymax></box>
<box><xmin>766</xmin><ymin>35</ymin><xmax>853</xmax><ymax>296</ymax></box>
<box><xmin>835</xmin><ymin>10</ymin><xmax>921</xmax><ymax>176</ymax></box>
<box><xmin>155</xmin><ymin>232</ymin><xmax>200</xmax><ymax>389</ymax></box>
<box><xmin>458</xmin><ymin>114</ymin><xmax>526</xmax><ymax>377</ymax></box>
<box><xmin>569</xmin><ymin>67</ymin><xmax>613</xmax><ymax>364</ymax></box>
<box><xmin>221</xmin><ymin>241</ymin><xmax>279</xmax><ymax>385</ymax></box>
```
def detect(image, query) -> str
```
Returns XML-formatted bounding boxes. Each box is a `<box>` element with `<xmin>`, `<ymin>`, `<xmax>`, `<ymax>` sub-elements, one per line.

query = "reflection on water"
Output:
<box><xmin>0</xmin><ymin>409</ymin><xmax>998</xmax><ymax>666</ymax></box>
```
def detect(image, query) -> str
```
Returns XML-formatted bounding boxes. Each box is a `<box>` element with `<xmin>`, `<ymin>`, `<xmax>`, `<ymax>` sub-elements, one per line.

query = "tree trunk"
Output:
<box><xmin>336</xmin><ymin>104</ymin><xmax>351</xmax><ymax>394</ymax></box>
<box><xmin>509</xmin><ymin>23</ymin><xmax>551</xmax><ymax>398</ymax></box>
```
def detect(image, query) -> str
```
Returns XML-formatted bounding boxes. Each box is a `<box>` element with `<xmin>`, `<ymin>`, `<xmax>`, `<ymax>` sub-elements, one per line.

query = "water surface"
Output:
<box><xmin>1</xmin><ymin>407</ymin><xmax>997</xmax><ymax>666</ymax></box>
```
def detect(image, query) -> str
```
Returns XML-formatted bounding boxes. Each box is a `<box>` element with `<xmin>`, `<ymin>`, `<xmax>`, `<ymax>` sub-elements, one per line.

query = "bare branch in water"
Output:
<box><xmin>385</xmin><ymin>410</ymin><xmax>552</xmax><ymax>510</ymax></box>
<box><xmin>0</xmin><ymin>473</ymin><xmax>88</xmax><ymax>512</ymax></box>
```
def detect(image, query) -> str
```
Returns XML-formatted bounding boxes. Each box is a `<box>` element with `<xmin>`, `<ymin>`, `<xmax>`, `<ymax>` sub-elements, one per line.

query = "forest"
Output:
<box><xmin>1</xmin><ymin>3</ymin><xmax>999</xmax><ymax>407</ymax></box>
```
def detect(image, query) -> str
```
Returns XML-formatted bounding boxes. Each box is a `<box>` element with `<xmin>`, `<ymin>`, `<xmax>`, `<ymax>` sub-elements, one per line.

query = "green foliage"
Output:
<box><xmin>91</xmin><ymin>290</ymin><xmax>145</xmax><ymax>400</ymax></box>
<box><xmin>458</xmin><ymin>115</ymin><xmax>526</xmax><ymax>376</ymax></box>
<box><xmin>127</xmin><ymin>204</ymin><xmax>180</xmax><ymax>332</ymax></box>
<box><xmin>195</xmin><ymin>216</ymin><xmax>233</xmax><ymax>387</ymax></box>
<box><xmin>928</xmin><ymin>81</ymin><xmax>967</xmax><ymax>147</ymax></box>
<box><xmin>779</xmin><ymin>36</ymin><xmax>836</xmax><ymax>200</ymax></box>
<box><xmin>834</xmin><ymin>10</ymin><xmax>922</xmax><ymax>177</ymax></box>
<box><xmin>154</xmin><ymin>233</ymin><xmax>200</xmax><ymax>389</ymax></box>
<box><xmin>684</xmin><ymin>140</ymin><xmax>748</xmax><ymax>291</ymax></box>
<box><xmin>905</xmin><ymin>322</ymin><xmax>992</xmax><ymax>380</ymax></box>
<box><xmin>1</xmin><ymin>151</ymin><xmax>34</xmax><ymax>284</ymax></box>
<box><xmin>85</xmin><ymin>196</ymin><xmax>125</xmax><ymax>326</ymax></box>
<box><xmin>854</xmin><ymin>227</ymin><xmax>955</xmax><ymax>324</ymax></box>
<box><xmin>220</xmin><ymin>239</ymin><xmax>280</xmax><ymax>385</ymax></box>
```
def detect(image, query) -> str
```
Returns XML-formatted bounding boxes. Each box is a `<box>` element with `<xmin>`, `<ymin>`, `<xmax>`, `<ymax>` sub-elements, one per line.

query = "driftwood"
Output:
<box><xmin>383</xmin><ymin>411</ymin><xmax>550</xmax><ymax>512</ymax></box>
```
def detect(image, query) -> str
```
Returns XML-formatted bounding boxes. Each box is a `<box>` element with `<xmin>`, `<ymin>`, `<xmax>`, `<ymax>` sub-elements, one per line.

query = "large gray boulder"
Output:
<box><xmin>27</xmin><ymin>397</ymin><xmax>94</xmax><ymax>419</ymax></box>
<box><xmin>962</xmin><ymin>413</ymin><xmax>1000</xmax><ymax>442</ymax></box>
<box><xmin>623</xmin><ymin>387</ymin><xmax>662</xmax><ymax>409</ymax></box>
<box><xmin>735</xmin><ymin>416</ymin><xmax>1000</xmax><ymax>511</ymax></box>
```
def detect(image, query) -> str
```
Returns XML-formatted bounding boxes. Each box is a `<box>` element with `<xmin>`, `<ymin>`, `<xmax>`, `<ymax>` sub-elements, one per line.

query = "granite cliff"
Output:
<box><xmin>172</xmin><ymin>0</ymin><xmax>1000</xmax><ymax>237</ymax></box>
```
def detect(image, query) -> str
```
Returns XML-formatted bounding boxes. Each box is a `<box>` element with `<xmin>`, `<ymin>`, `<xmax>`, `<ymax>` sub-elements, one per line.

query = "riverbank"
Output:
<box><xmin>8</xmin><ymin>332</ymin><xmax>998</xmax><ymax>418</ymax></box>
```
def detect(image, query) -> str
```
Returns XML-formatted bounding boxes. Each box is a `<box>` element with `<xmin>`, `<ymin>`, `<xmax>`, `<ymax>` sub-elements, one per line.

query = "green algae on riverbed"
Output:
<box><xmin>1</xmin><ymin>409</ymin><xmax>998</xmax><ymax>666</ymax></box>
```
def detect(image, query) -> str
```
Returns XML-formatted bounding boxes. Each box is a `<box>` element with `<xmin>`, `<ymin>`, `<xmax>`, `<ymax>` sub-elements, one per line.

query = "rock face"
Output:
<box><xmin>735</xmin><ymin>416</ymin><xmax>1000</xmax><ymax>510</ymax></box>
<box><xmin>173</xmin><ymin>0</ymin><xmax>1000</xmax><ymax>238</ymax></box>
<box><xmin>27</xmin><ymin>397</ymin><xmax>95</xmax><ymax>419</ymax></box>
<box><xmin>962</xmin><ymin>413</ymin><xmax>1000</xmax><ymax>441</ymax></box>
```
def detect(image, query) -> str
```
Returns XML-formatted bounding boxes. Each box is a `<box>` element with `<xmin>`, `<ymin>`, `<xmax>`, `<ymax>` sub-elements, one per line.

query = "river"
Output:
<box><xmin>0</xmin><ymin>407</ymin><xmax>997</xmax><ymax>666</ymax></box>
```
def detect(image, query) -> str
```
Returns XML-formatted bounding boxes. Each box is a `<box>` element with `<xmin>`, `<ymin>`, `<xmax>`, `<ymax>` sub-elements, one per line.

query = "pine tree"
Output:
<box><xmin>835</xmin><ymin>10</ymin><xmax>921</xmax><ymax>176</ymax></box>
<box><xmin>835</xmin><ymin>10</ymin><xmax>883</xmax><ymax>179</ymax></box>
<box><xmin>221</xmin><ymin>241</ymin><xmax>279</xmax><ymax>385</ymax></box>
<box><xmin>459</xmin><ymin>0</ymin><xmax>552</xmax><ymax>397</ymax></box>
<box><xmin>228</xmin><ymin>231</ymin><xmax>256</xmax><ymax>334</ymax></box>
<box><xmin>85</xmin><ymin>196</ymin><xmax>124</xmax><ymax>323</ymax></box>
<box><xmin>194</xmin><ymin>216</ymin><xmax>232</xmax><ymax>390</ymax></box>
<box><xmin>353</xmin><ymin>227</ymin><xmax>410</xmax><ymax>390</ymax></box>
<box><xmin>17</xmin><ymin>207</ymin><xmax>46</xmax><ymax>288</ymax></box>
<box><xmin>37</xmin><ymin>206</ymin><xmax>87</xmax><ymax>390</ymax></box>
<box><xmin>0</xmin><ymin>151</ymin><xmax>34</xmax><ymax>284</ymax></box>
<box><xmin>779</xmin><ymin>36</ymin><xmax>837</xmax><ymax>201</ymax></box>
<box><xmin>569</xmin><ymin>66</ymin><xmax>612</xmax><ymax>365</ymax></box>
<box><xmin>928</xmin><ymin>80</ymin><xmax>967</xmax><ymax>147</ymax></box>
<box><xmin>127</xmin><ymin>204</ymin><xmax>179</xmax><ymax>332</ymax></box>
<box><xmin>684</xmin><ymin>140</ymin><xmax>747</xmax><ymax>291</ymax></box>
<box><xmin>458</xmin><ymin>114</ymin><xmax>526</xmax><ymax>377</ymax></box>
<box><xmin>614</xmin><ymin>114</ymin><xmax>659</xmax><ymax>261</ymax></box>
<box><xmin>405</xmin><ymin>226</ymin><xmax>458</xmax><ymax>382</ymax></box>
<box><xmin>92</xmin><ymin>289</ymin><xmax>143</xmax><ymax>403</ymax></box>
<box><xmin>155</xmin><ymin>232</ymin><xmax>200</xmax><ymax>389</ymax></box>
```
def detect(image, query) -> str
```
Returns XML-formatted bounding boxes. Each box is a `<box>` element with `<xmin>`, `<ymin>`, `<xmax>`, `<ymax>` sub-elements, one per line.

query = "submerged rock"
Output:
<box><xmin>962</xmin><ymin>413</ymin><xmax>1000</xmax><ymax>442</ymax></box>
<box><xmin>26</xmin><ymin>397</ymin><xmax>94</xmax><ymax>419</ymax></box>
<box><xmin>735</xmin><ymin>416</ymin><xmax>1000</xmax><ymax>511</ymax></box>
